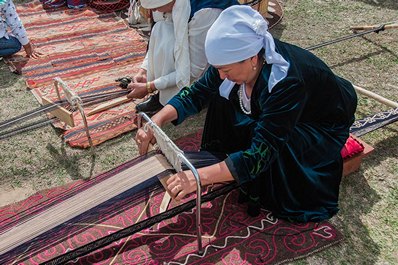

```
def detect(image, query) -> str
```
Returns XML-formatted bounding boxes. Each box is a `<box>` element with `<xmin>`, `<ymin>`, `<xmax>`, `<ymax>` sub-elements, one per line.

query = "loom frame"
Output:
<box><xmin>139</xmin><ymin>112</ymin><xmax>204</xmax><ymax>254</ymax></box>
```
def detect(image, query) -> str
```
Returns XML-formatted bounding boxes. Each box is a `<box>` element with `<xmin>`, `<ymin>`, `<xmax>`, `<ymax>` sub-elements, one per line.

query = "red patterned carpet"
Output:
<box><xmin>0</xmin><ymin>132</ymin><xmax>343</xmax><ymax>265</ymax></box>
<box><xmin>5</xmin><ymin>1</ymin><xmax>146</xmax><ymax>148</ymax></box>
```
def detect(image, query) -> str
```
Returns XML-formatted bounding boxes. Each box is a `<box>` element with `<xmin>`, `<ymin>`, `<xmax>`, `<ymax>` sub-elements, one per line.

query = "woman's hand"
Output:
<box><xmin>23</xmin><ymin>42</ymin><xmax>42</xmax><ymax>59</ymax></box>
<box><xmin>135</xmin><ymin>124</ymin><xmax>156</xmax><ymax>155</ymax></box>
<box><xmin>166</xmin><ymin>170</ymin><xmax>198</xmax><ymax>201</ymax></box>
<box><xmin>133</xmin><ymin>69</ymin><xmax>147</xmax><ymax>83</ymax></box>
<box><xmin>127</xmin><ymin>82</ymin><xmax>148</xmax><ymax>99</ymax></box>
<box><xmin>166</xmin><ymin>161</ymin><xmax>235</xmax><ymax>200</ymax></box>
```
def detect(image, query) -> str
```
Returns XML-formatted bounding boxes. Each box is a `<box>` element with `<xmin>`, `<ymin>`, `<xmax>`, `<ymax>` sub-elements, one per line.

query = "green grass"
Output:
<box><xmin>0</xmin><ymin>0</ymin><xmax>397</xmax><ymax>264</ymax></box>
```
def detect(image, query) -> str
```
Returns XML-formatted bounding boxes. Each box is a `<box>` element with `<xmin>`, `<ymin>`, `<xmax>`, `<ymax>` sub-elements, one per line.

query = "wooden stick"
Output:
<box><xmin>350</xmin><ymin>23</ymin><xmax>398</xmax><ymax>31</ymax></box>
<box><xmin>159</xmin><ymin>184</ymin><xmax>172</xmax><ymax>213</ymax></box>
<box><xmin>76</xmin><ymin>101</ymin><xmax>94</xmax><ymax>148</ymax></box>
<box><xmin>87</xmin><ymin>96</ymin><xmax>133</xmax><ymax>116</ymax></box>
<box><xmin>353</xmin><ymin>85</ymin><xmax>398</xmax><ymax>109</ymax></box>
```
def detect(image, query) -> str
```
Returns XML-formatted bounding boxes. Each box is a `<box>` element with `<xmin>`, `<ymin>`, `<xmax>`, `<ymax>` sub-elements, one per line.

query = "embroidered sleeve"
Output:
<box><xmin>168</xmin><ymin>66</ymin><xmax>221</xmax><ymax>125</ymax></box>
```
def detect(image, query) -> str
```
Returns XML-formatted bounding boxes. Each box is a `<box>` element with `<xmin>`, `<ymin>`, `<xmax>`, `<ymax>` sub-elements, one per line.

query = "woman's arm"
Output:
<box><xmin>135</xmin><ymin>104</ymin><xmax>178</xmax><ymax>155</ymax></box>
<box><xmin>166</xmin><ymin>161</ymin><xmax>235</xmax><ymax>201</ymax></box>
<box><xmin>134</xmin><ymin>67</ymin><xmax>221</xmax><ymax>154</ymax></box>
<box><xmin>227</xmin><ymin>78</ymin><xmax>307</xmax><ymax>183</ymax></box>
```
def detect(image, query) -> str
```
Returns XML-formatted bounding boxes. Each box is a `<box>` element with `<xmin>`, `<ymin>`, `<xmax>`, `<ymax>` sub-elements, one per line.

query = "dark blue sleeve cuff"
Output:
<box><xmin>167</xmin><ymin>98</ymin><xmax>185</xmax><ymax>126</ymax></box>
<box><xmin>225</xmin><ymin>151</ymin><xmax>252</xmax><ymax>184</ymax></box>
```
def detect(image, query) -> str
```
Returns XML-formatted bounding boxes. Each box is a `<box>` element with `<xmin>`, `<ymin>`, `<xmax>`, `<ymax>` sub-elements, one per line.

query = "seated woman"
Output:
<box><xmin>125</xmin><ymin>0</ymin><xmax>239</xmax><ymax>114</ymax></box>
<box><xmin>0</xmin><ymin>0</ymin><xmax>41</xmax><ymax>59</ymax></box>
<box><xmin>135</xmin><ymin>5</ymin><xmax>357</xmax><ymax>223</ymax></box>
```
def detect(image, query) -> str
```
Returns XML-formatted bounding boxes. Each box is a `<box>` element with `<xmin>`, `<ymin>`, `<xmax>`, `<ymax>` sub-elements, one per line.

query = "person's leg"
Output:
<box><xmin>0</xmin><ymin>36</ymin><xmax>22</xmax><ymax>57</ymax></box>
<box><xmin>255</xmin><ymin>122</ymin><xmax>349</xmax><ymax>222</ymax></box>
<box><xmin>201</xmin><ymin>95</ymin><xmax>262</xmax><ymax>216</ymax></box>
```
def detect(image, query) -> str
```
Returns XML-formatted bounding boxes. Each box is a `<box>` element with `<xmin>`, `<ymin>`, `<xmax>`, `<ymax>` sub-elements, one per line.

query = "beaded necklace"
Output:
<box><xmin>239</xmin><ymin>83</ymin><xmax>251</xmax><ymax>115</ymax></box>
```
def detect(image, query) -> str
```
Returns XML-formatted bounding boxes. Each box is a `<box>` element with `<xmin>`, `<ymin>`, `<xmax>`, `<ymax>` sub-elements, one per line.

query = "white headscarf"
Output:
<box><xmin>141</xmin><ymin>0</ymin><xmax>191</xmax><ymax>89</ymax></box>
<box><xmin>205</xmin><ymin>5</ymin><xmax>289</xmax><ymax>97</ymax></box>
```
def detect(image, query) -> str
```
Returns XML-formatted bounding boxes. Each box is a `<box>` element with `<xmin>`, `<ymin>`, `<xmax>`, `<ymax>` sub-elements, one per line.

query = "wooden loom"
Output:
<box><xmin>41</xmin><ymin>77</ymin><xmax>94</xmax><ymax>147</ymax></box>
<box><xmin>0</xmin><ymin>118</ymin><xmax>387</xmax><ymax>264</ymax></box>
<box><xmin>3</xmin><ymin>77</ymin><xmax>394</xmax><ymax>263</ymax></box>
<box><xmin>0</xmin><ymin>112</ymin><xmax>207</xmax><ymax>264</ymax></box>
<box><xmin>0</xmin><ymin>154</ymin><xmax>172</xmax><ymax>256</ymax></box>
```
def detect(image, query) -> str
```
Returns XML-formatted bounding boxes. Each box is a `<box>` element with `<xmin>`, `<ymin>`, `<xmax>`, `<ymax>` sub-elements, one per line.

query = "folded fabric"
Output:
<box><xmin>341</xmin><ymin>135</ymin><xmax>365</xmax><ymax>159</ymax></box>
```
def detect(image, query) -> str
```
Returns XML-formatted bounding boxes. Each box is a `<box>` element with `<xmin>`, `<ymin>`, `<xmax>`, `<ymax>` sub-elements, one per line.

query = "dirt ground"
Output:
<box><xmin>0</xmin><ymin>0</ymin><xmax>397</xmax><ymax>264</ymax></box>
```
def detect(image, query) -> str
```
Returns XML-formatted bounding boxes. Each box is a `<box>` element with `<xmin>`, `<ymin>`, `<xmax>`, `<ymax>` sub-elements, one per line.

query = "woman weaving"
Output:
<box><xmin>125</xmin><ymin>0</ymin><xmax>239</xmax><ymax>113</ymax></box>
<box><xmin>135</xmin><ymin>5</ymin><xmax>358</xmax><ymax>223</ymax></box>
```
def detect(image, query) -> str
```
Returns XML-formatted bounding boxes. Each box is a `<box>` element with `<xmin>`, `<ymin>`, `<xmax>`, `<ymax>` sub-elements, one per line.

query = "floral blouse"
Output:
<box><xmin>1</xmin><ymin>0</ymin><xmax>29</xmax><ymax>45</ymax></box>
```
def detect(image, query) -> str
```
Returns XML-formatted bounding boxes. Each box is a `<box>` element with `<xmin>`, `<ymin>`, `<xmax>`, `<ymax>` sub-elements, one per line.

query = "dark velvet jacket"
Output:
<box><xmin>168</xmin><ymin>39</ymin><xmax>357</xmax><ymax>222</ymax></box>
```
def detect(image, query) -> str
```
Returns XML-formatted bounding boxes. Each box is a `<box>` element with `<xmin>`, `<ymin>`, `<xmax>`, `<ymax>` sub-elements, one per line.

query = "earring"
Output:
<box><xmin>253</xmin><ymin>66</ymin><xmax>257</xmax><ymax>71</ymax></box>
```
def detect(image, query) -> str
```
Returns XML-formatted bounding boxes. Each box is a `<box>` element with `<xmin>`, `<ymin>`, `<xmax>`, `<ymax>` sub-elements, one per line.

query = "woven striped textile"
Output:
<box><xmin>5</xmin><ymin>1</ymin><xmax>147</xmax><ymax>148</ymax></box>
<box><xmin>0</xmin><ymin>132</ymin><xmax>343</xmax><ymax>265</ymax></box>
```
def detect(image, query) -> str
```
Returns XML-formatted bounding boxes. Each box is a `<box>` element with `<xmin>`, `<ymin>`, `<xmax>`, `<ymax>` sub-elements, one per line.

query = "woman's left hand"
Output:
<box><xmin>166</xmin><ymin>170</ymin><xmax>197</xmax><ymax>201</ymax></box>
<box><xmin>23</xmin><ymin>42</ymin><xmax>43</xmax><ymax>59</ymax></box>
<box><xmin>135</xmin><ymin>125</ymin><xmax>156</xmax><ymax>155</ymax></box>
<box><xmin>127</xmin><ymin>82</ymin><xmax>148</xmax><ymax>99</ymax></box>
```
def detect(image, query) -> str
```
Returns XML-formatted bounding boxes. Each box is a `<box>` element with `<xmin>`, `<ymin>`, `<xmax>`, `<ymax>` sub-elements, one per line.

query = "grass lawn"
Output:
<box><xmin>0</xmin><ymin>0</ymin><xmax>397</xmax><ymax>264</ymax></box>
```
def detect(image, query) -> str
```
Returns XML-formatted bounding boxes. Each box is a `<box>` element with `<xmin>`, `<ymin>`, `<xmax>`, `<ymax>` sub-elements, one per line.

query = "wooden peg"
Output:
<box><xmin>353</xmin><ymin>85</ymin><xmax>398</xmax><ymax>109</ymax></box>
<box><xmin>350</xmin><ymin>23</ymin><xmax>398</xmax><ymax>31</ymax></box>
<box><xmin>87</xmin><ymin>96</ymin><xmax>132</xmax><ymax>116</ymax></box>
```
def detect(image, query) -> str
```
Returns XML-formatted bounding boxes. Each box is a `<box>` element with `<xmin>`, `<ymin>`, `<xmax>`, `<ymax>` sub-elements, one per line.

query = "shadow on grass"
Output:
<box><xmin>337</xmin><ymin>170</ymin><xmax>381</xmax><ymax>263</ymax></box>
<box><xmin>0</xmin><ymin>62</ymin><xmax>20</xmax><ymax>89</ymax></box>
<box><xmin>329</xmin><ymin>34</ymin><xmax>398</xmax><ymax>69</ymax></box>
<box><xmin>46</xmin><ymin>142</ymin><xmax>97</xmax><ymax>180</ymax></box>
<box><xmin>335</xmin><ymin>133</ymin><xmax>397</xmax><ymax>263</ymax></box>
<box><xmin>365</xmin><ymin>133</ymin><xmax>398</xmax><ymax>169</ymax></box>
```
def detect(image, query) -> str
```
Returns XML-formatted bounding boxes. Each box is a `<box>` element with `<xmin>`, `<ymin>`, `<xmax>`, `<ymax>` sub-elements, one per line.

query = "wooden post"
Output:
<box><xmin>350</xmin><ymin>23</ymin><xmax>398</xmax><ymax>31</ymax></box>
<box><xmin>353</xmin><ymin>85</ymin><xmax>398</xmax><ymax>109</ymax></box>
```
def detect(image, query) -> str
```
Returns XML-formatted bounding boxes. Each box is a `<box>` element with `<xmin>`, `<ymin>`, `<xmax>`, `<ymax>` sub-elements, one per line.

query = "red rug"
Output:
<box><xmin>4</xmin><ymin>1</ymin><xmax>147</xmax><ymax>148</ymax></box>
<box><xmin>0</xmin><ymin>133</ymin><xmax>343</xmax><ymax>265</ymax></box>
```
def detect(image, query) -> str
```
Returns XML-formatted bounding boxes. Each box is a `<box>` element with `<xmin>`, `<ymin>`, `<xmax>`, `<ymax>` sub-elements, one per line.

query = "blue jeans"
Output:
<box><xmin>0</xmin><ymin>36</ymin><xmax>22</xmax><ymax>57</ymax></box>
